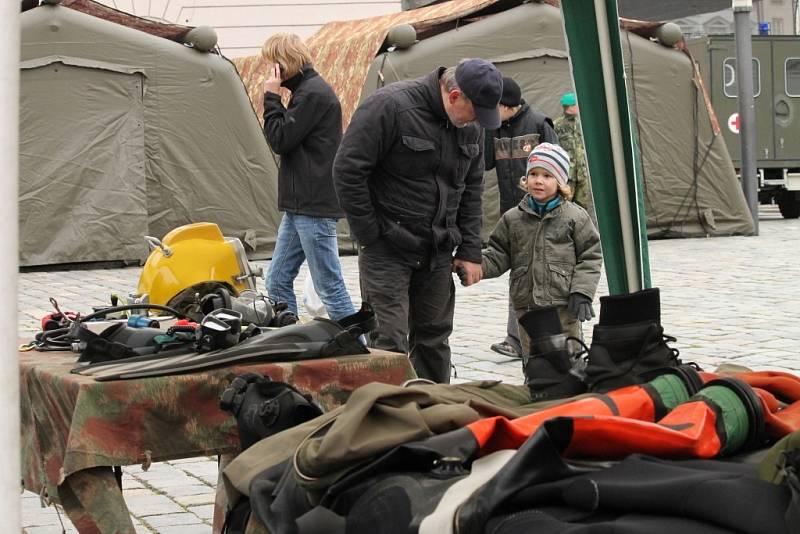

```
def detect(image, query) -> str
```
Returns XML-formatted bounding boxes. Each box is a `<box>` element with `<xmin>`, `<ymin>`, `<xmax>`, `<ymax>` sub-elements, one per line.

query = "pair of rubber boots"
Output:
<box><xmin>519</xmin><ymin>288</ymin><xmax>682</xmax><ymax>399</ymax></box>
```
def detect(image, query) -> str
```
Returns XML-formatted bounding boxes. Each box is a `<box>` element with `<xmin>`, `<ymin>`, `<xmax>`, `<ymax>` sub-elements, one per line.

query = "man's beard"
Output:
<box><xmin>444</xmin><ymin>107</ymin><xmax>476</xmax><ymax>128</ymax></box>
<box><xmin>448</xmin><ymin>114</ymin><xmax>476</xmax><ymax>128</ymax></box>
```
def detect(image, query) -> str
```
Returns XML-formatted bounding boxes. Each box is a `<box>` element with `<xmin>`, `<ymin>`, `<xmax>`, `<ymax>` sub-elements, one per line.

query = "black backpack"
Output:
<box><xmin>220</xmin><ymin>372</ymin><xmax>324</xmax><ymax>450</ymax></box>
<box><xmin>220</xmin><ymin>372</ymin><xmax>325</xmax><ymax>534</ymax></box>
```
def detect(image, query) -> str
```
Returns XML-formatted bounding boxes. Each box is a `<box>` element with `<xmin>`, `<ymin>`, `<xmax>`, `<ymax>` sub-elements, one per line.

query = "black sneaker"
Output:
<box><xmin>490</xmin><ymin>341</ymin><xmax>521</xmax><ymax>358</ymax></box>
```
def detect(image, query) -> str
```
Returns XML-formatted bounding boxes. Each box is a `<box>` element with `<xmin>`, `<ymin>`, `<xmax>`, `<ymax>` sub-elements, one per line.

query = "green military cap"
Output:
<box><xmin>561</xmin><ymin>92</ymin><xmax>577</xmax><ymax>106</ymax></box>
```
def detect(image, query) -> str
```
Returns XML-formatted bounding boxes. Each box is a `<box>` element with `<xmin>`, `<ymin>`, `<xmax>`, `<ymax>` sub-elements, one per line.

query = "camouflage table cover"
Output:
<box><xmin>20</xmin><ymin>349</ymin><xmax>415</xmax><ymax>533</ymax></box>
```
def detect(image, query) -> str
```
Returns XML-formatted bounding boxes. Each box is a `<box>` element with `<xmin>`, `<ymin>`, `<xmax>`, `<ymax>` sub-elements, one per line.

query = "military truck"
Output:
<box><xmin>688</xmin><ymin>35</ymin><xmax>800</xmax><ymax>218</ymax></box>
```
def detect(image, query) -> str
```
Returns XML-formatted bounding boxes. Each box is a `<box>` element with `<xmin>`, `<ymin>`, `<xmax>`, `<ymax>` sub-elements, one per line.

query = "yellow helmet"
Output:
<box><xmin>136</xmin><ymin>222</ymin><xmax>261</xmax><ymax>306</ymax></box>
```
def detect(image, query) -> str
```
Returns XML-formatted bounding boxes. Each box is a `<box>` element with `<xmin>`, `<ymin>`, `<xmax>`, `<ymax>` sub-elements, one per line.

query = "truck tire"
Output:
<box><xmin>778</xmin><ymin>197</ymin><xmax>800</xmax><ymax>219</ymax></box>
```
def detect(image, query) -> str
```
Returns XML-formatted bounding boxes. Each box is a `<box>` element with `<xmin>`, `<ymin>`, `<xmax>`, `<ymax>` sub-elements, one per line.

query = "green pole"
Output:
<box><xmin>560</xmin><ymin>0</ymin><xmax>651</xmax><ymax>294</ymax></box>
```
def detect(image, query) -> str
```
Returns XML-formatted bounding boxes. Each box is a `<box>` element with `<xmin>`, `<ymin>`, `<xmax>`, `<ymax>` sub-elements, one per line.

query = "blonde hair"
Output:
<box><xmin>261</xmin><ymin>33</ymin><xmax>313</xmax><ymax>80</ymax></box>
<box><xmin>519</xmin><ymin>175</ymin><xmax>574</xmax><ymax>201</ymax></box>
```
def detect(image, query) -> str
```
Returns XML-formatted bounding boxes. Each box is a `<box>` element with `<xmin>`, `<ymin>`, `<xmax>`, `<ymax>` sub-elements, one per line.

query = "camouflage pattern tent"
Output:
<box><xmin>24</xmin><ymin>0</ymin><xmax>752</xmax><ymax>268</ymax></box>
<box><xmin>235</xmin><ymin>0</ymin><xmax>754</xmax><ymax>240</ymax></box>
<box><xmin>232</xmin><ymin>0</ymin><xmax>508</xmax><ymax>131</ymax></box>
<box><xmin>19</xmin><ymin>1</ymin><xmax>282</xmax><ymax>266</ymax></box>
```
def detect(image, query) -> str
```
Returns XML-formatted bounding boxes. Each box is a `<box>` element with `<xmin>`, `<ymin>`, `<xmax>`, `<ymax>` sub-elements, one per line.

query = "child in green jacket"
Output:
<box><xmin>481</xmin><ymin>142</ymin><xmax>602</xmax><ymax>354</ymax></box>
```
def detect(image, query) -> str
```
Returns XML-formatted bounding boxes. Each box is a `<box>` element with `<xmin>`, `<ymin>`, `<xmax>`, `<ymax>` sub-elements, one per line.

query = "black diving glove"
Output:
<box><xmin>567</xmin><ymin>293</ymin><xmax>595</xmax><ymax>322</ymax></box>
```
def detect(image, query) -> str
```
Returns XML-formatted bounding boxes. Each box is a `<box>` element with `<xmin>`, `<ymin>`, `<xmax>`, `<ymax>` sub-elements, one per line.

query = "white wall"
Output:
<box><xmin>97</xmin><ymin>0</ymin><xmax>401</xmax><ymax>57</ymax></box>
<box><xmin>762</xmin><ymin>0</ymin><xmax>795</xmax><ymax>34</ymax></box>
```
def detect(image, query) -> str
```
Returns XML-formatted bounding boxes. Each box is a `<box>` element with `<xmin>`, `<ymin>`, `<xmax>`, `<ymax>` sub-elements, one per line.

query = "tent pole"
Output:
<box><xmin>561</xmin><ymin>0</ymin><xmax>651</xmax><ymax>294</ymax></box>
<box><xmin>593</xmin><ymin>0</ymin><xmax>641</xmax><ymax>292</ymax></box>
<box><xmin>733</xmin><ymin>0</ymin><xmax>759</xmax><ymax>235</ymax></box>
<box><xmin>1</xmin><ymin>1</ymin><xmax>21</xmax><ymax>530</ymax></box>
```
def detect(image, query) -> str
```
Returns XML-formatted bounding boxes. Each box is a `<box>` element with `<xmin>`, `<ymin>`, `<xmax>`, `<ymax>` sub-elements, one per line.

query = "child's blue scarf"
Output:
<box><xmin>527</xmin><ymin>195</ymin><xmax>561</xmax><ymax>216</ymax></box>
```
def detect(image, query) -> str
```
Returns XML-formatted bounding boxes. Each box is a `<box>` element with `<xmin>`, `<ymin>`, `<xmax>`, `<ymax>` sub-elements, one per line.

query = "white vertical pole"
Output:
<box><xmin>593</xmin><ymin>0</ymin><xmax>641</xmax><ymax>292</ymax></box>
<box><xmin>734</xmin><ymin>0</ymin><xmax>759</xmax><ymax>234</ymax></box>
<box><xmin>1</xmin><ymin>1</ymin><xmax>21</xmax><ymax>532</ymax></box>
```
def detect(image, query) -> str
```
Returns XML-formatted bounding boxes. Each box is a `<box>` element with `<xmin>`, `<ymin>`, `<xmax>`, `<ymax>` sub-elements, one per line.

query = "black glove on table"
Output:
<box><xmin>567</xmin><ymin>293</ymin><xmax>595</xmax><ymax>322</ymax></box>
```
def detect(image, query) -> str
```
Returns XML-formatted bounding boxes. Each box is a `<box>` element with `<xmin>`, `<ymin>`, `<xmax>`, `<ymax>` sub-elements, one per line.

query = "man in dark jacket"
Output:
<box><xmin>262</xmin><ymin>33</ymin><xmax>355</xmax><ymax>321</ymax></box>
<box><xmin>333</xmin><ymin>58</ymin><xmax>503</xmax><ymax>383</ymax></box>
<box><xmin>484</xmin><ymin>76</ymin><xmax>559</xmax><ymax>358</ymax></box>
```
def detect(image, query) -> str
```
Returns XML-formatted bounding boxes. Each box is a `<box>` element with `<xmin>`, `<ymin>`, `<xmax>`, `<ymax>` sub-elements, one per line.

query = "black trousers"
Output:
<box><xmin>358</xmin><ymin>241</ymin><xmax>455</xmax><ymax>383</ymax></box>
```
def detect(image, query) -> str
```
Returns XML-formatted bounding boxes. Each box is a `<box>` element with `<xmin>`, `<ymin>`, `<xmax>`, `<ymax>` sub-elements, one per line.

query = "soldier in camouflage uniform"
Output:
<box><xmin>553</xmin><ymin>92</ymin><xmax>595</xmax><ymax>223</ymax></box>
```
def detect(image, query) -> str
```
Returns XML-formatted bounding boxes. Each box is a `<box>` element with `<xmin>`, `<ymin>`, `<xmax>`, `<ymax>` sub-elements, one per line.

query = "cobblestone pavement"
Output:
<box><xmin>20</xmin><ymin>206</ymin><xmax>800</xmax><ymax>532</ymax></box>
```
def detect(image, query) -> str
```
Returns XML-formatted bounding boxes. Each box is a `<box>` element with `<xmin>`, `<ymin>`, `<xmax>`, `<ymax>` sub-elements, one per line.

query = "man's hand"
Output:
<box><xmin>452</xmin><ymin>259</ymin><xmax>482</xmax><ymax>287</ymax></box>
<box><xmin>264</xmin><ymin>63</ymin><xmax>282</xmax><ymax>95</ymax></box>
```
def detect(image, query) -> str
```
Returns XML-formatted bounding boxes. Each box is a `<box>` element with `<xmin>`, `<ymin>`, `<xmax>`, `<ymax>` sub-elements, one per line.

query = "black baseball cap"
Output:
<box><xmin>500</xmin><ymin>77</ymin><xmax>522</xmax><ymax>107</ymax></box>
<box><xmin>455</xmin><ymin>58</ymin><xmax>502</xmax><ymax>129</ymax></box>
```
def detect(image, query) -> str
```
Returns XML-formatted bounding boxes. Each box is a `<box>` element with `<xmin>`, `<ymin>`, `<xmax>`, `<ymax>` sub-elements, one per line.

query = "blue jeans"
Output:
<box><xmin>266</xmin><ymin>212</ymin><xmax>355</xmax><ymax>321</ymax></box>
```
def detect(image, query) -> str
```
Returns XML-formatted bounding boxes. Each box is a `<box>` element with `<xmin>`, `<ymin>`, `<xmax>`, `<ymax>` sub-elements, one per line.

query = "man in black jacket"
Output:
<box><xmin>262</xmin><ymin>33</ymin><xmax>355</xmax><ymax>322</ymax></box>
<box><xmin>333</xmin><ymin>59</ymin><xmax>502</xmax><ymax>383</ymax></box>
<box><xmin>484</xmin><ymin>76</ymin><xmax>559</xmax><ymax>358</ymax></box>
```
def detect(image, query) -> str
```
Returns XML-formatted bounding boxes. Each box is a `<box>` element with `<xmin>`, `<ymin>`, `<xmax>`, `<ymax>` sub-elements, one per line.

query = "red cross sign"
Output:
<box><xmin>728</xmin><ymin>113</ymin><xmax>740</xmax><ymax>134</ymax></box>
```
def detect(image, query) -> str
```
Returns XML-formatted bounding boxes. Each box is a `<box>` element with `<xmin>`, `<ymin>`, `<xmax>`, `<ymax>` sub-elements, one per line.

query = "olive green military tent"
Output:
<box><xmin>357</xmin><ymin>1</ymin><xmax>755</xmax><ymax>240</ymax></box>
<box><xmin>19</xmin><ymin>1</ymin><xmax>281</xmax><ymax>266</ymax></box>
<box><xmin>234</xmin><ymin>0</ymin><xmax>753</xmax><ymax>244</ymax></box>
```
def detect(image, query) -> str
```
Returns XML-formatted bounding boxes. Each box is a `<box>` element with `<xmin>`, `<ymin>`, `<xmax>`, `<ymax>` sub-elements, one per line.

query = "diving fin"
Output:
<box><xmin>90</xmin><ymin>343</ymin><xmax>305</xmax><ymax>381</ymax></box>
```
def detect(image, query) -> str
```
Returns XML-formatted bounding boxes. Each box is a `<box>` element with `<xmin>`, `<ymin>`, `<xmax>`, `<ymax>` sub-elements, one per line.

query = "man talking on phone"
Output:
<box><xmin>261</xmin><ymin>33</ymin><xmax>356</xmax><ymax>322</ymax></box>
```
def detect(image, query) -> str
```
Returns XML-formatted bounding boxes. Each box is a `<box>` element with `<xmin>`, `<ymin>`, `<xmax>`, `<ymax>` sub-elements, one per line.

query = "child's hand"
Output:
<box><xmin>455</xmin><ymin>266</ymin><xmax>468</xmax><ymax>286</ymax></box>
<box><xmin>567</xmin><ymin>293</ymin><xmax>595</xmax><ymax>322</ymax></box>
<box><xmin>452</xmin><ymin>259</ymin><xmax>482</xmax><ymax>287</ymax></box>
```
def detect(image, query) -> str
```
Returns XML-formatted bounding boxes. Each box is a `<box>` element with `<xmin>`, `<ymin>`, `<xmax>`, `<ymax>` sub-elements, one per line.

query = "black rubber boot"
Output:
<box><xmin>585</xmin><ymin>288</ymin><xmax>683</xmax><ymax>393</ymax></box>
<box><xmin>598</xmin><ymin>287</ymin><xmax>661</xmax><ymax>326</ymax></box>
<box><xmin>518</xmin><ymin>307</ymin><xmax>586</xmax><ymax>401</ymax></box>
